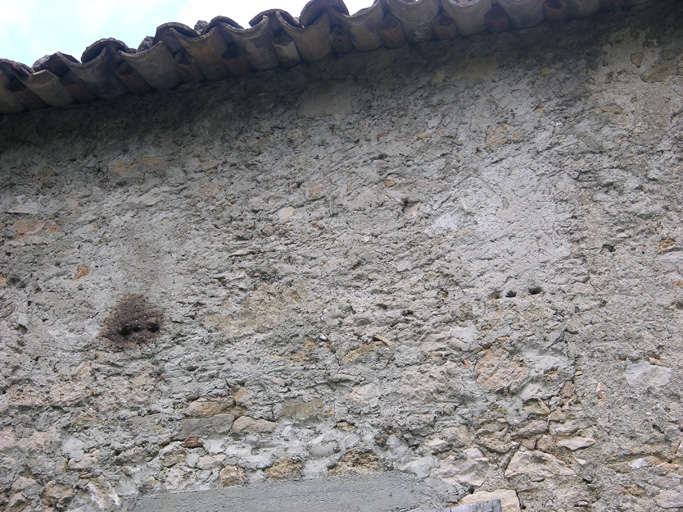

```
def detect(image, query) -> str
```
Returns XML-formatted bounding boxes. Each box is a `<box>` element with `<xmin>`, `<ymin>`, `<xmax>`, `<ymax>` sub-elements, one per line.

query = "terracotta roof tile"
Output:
<box><xmin>0</xmin><ymin>0</ymin><xmax>653</xmax><ymax>114</ymax></box>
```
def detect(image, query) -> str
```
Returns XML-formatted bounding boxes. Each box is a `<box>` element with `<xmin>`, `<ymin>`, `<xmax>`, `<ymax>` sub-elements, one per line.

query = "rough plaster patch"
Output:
<box><xmin>625</xmin><ymin>361</ymin><xmax>672</xmax><ymax>389</ymax></box>
<box><xmin>298</xmin><ymin>81</ymin><xmax>357</xmax><ymax>117</ymax></box>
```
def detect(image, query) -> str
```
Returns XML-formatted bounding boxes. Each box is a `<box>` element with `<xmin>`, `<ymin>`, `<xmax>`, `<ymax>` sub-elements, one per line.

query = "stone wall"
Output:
<box><xmin>0</xmin><ymin>2</ymin><xmax>681</xmax><ymax>511</ymax></box>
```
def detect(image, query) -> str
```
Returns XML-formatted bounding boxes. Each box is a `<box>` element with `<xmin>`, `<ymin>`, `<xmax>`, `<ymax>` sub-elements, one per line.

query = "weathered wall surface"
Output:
<box><xmin>0</xmin><ymin>3</ymin><xmax>681</xmax><ymax>511</ymax></box>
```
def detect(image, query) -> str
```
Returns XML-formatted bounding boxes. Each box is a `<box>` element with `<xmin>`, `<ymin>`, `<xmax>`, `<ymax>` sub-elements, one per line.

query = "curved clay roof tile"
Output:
<box><xmin>278</xmin><ymin>10</ymin><xmax>333</xmax><ymax>63</ymax></box>
<box><xmin>0</xmin><ymin>0</ymin><xmax>654</xmax><ymax>115</ymax></box>
<box><xmin>217</xmin><ymin>16</ymin><xmax>281</xmax><ymax>71</ymax></box>
<box><xmin>299</xmin><ymin>0</ymin><xmax>350</xmax><ymax>26</ymax></box>
<box><xmin>171</xmin><ymin>27</ymin><xmax>233</xmax><ymax>81</ymax></box>
<box><xmin>384</xmin><ymin>0</ymin><xmax>441</xmax><ymax>44</ymax></box>
<box><xmin>440</xmin><ymin>0</ymin><xmax>493</xmax><ymax>37</ymax></box>
<box><xmin>120</xmin><ymin>42</ymin><xmax>182</xmax><ymax>91</ymax></box>
<box><xmin>58</xmin><ymin>47</ymin><xmax>129</xmax><ymax>100</ymax></box>
<box><xmin>328</xmin><ymin>0</ymin><xmax>386</xmax><ymax>51</ymax></box>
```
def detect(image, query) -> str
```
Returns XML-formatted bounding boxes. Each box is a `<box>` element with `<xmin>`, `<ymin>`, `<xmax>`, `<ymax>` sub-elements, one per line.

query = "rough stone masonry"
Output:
<box><xmin>0</xmin><ymin>2</ymin><xmax>681</xmax><ymax>511</ymax></box>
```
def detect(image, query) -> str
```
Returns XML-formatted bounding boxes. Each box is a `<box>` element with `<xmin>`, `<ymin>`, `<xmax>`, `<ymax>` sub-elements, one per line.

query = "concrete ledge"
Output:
<box><xmin>122</xmin><ymin>472</ymin><xmax>435</xmax><ymax>512</ymax></box>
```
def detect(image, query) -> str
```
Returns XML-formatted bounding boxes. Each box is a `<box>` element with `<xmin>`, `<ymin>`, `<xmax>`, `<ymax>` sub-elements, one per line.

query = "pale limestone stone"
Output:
<box><xmin>43</xmin><ymin>481</ymin><xmax>74</xmax><ymax>508</ymax></box>
<box><xmin>114</xmin><ymin>446</ymin><xmax>148</xmax><ymax>465</ymax></box>
<box><xmin>329</xmin><ymin>450</ymin><xmax>379</xmax><ymax>475</ymax></box>
<box><xmin>233</xmin><ymin>387</ymin><xmax>254</xmax><ymax>406</ymax></box>
<box><xmin>441</xmin><ymin>426</ymin><xmax>470</xmax><ymax>447</ymax></box>
<box><xmin>0</xmin><ymin>427</ymin><xmax>17</xmax><ymax>451</ymax></box>
<box><xmin>458</xmin><ymin>489</ymin><xmax>521</xmax><ymax>512</ymax></box>
<box><xmin>11</xmin><ymin>476</ymin><xmax>39</xmax><ymax>492</ymax></box>
<box><xmin>398</xmin><ymin>455</ymin><xmax>436</xmax><ymax>479</ymax></box>
<box><xmin>557</xmin><ymin>437</ymin><xmax>596</xmax><ymax>451</ymax></box>
<box><xmin>277</xmin><ymin>398</ymin><xmax>324</xmax><ymax>419</ymax></box>
<box><xmin>477</xmin><ymin>437</ymin><xmax>517</xmax><ymax>454</ymax></box>
<box><xmin>219</xmin><ymin>465</ymin><xmax>247</xmax><ymax>486</ymax></box>
<box><xmin>231</xmin><ymin>416</ymin><xmax>276</xmax><ymax>434</ymax></box>
<box><xmin>266</xmin><ymin>457</ymin><xmax>303</xmax><ymax>479</ymax></box>
<box><xmin>522</xmin><ymin>399</ymin><xmax>550</xmax><ymax>416</ymax></box>
<box><xmin>160</xmin><ymin>450</ymin><xmax>186</xmax><ymax>468</ymax></box>
<box><xmin>178</xmin><ymin>415</ymin><xmax>235</xmax><ymax>439</ymax></box>
<box><xmin>183</xmin><ymin>399</ymin><xmax>233</xmax><ymax>418</ymax></box>
<box><xmin>349</xmin><ymin>383</ymin><xmax>380</xmax><ymax>405</ymax></box>
<box><xmin>625</xmin><ymin>362</ymin><xmax>672</xmax><ymax>389</ymax></box>
<box><xmin>505</xmin><ymin>449</ymin><xmax>575</xmax><ymax>481</ymax></box>
<box><xmin>197</xmin><ymin>454</ymin><xmax>226</xmax><ymax>470</ymax></box>
<box><xmin>17</xmin><ymin>425</ymin><xmax>57</xmax><ymax>453</ymax></box>
<box><xmin>7</xmin><ymin>492</ymin><xmax>27</xmax><ymax>509</ymax></box>
<box><xmin>424</xmin><ymin>437</ymin><xmax>451</xmax><ymax>454</ymax></box>
<box><xmin>86</xmin><ymin>476</ymin><xmax>120</xmax><ymax>509</ymax></box>
<box><xmin>513</xmin><ymin>420</ymin><xmax>548</xmax><ymax>438</ymax></box>
<box><xmin>278</xmin><ymin>206</ymin><xmax>296</xmax><ymax>221</ymax></box>
<box><xmin>656</xmin><ymin>489</ymin><xmax>683</xmax><ymax>509</ymax></box>
<box><xmin>48</xmin><ymin>364</ymin><xmax>92</xmax><ymax>406</ymax></box>
<box><xmin>475</xmin><ymin>348</ymin><xmax>527</xmax><ymax>392</ymax></box>
<box><xmin>309</xmin><ymin>182</ymin><xmax>324</xmax><ymax>200</ymax></box>
<box><xmin>431</xmin><ymin>447</ymin><xmax>489</xmax><ymax>487</ymax></box>
<box><xmin>68</xmin><ymin>450</ymin><xmax>99</xmax><ymax>470</ymax></box>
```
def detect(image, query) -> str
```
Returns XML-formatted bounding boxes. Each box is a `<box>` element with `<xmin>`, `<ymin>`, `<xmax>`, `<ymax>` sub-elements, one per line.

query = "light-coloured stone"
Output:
<box><xmin>309</xmin><ymin>182</ymin><xmax>324</xmax><ymax>200</ymax></box>
<box><xmin>43</xmin><ymin>481</ymin><xmax>74</xmax><ymax>508</ymax></box>
<box><xmin>178</xmin><ymin>415</ymin><xmax>235</xmax><ymax>439</ymax></box>
<box><xmin>522</xmin><ymin>399</ymin><xmax>550</xmax><ymax>416</ymax></box>
<box><xmin>197</xmin><ymin>454</ymin><xmax>226</xmax><ymax>470</ymax></box>
<box><xmin>231</xmin><ymin>416</ymin><xmax>276</xmax><ymax>434</ymax></box>
<box><xmin>68</xmin><ymin>450</ymin><xmax>99</xmax><ymax>470</ymax></box>
<box><xmin>475</xmin><ymin>348</ymin><xmax>527</xmax><ymax>393</ymax></box>
<box><xmin>11</xmin><ymin>476</ymin><xmax>39</xmax><ymax>492</ymax></box>
<box><xmin>557</xmin><ymin>437</ymin><xmax>596</xmax><ymax>451</ymax></box>
<box><xmin>7</xmin><ymin>492</ymin><xmax>27</xmax><ymax>509</ymax></box>
<box><xmin>431</xmin><ymin>448</ymin><xmax>489</xmax><ymax>487</ymax></box>
<box><xmin>513</xmin><ymin>420</ymin><xmax>548</xmax><ymax>438</ymax></box>
<box><xmin>266</xmin><ymin>457</ymin><xmax>303</xmax><ymax>479</ymax></box>
<box><xmin>330</xmin><ymin>450</ymin><xmax>380</xmax><ymax>475</ymax></box>
<box><xmin>656</xmin><ymin>490</ymin><xmax>683</xmax><ymax>509</ymax></box>
<box><xmin>219</xmin><ymin>465</ymin><xmax>247</xmax><ymax>487</ymax></box>
<box><xmin>458</xmin><ymin>489</ymin><xmax>521</xmax><ymax>512</ymax></box>
<box><xmin>277</xmin><ymin>398</ymin><xmax>324</xmax><ymax>419</ymax></box>
<box><xmin>183</xmin><ymin>399</ymin><xmax>233</xmax><ymax>418</ymax></box>
<box><xmin>424</xmin><ymin>438</ymin><xmax>451</xmax><ymax>454</ymax></box>
<box><xmin>625</xmin><ymin>362</ymin><xmax>672</xmax><ymax>389</ymax></box>
<box><xmin>505</xmin><ymin>449</ymin><xmax>575</xmax><ymax>481</ymax></box>
<box><xmin>161</xmin><ymin>450</ymin><xmax>186</xmax><ymax>468</ymax></box>
<box><xmin>278</xmin><ymin>206</ymin><xmax>295</xmax><ymax>221</ymax></box>
<box><xmin>86</xmin><ymin>476</ymin><xmax>121</xmax><ymax>509</ymax></box>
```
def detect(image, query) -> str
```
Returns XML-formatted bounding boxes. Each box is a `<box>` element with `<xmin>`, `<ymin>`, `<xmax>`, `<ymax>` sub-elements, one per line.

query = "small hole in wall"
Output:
<box><xmin>529</xmin><ymin>286</ymin><xmax>543</xmax><ymax>295</ymax></box>
<box><xmin>506</xmin><ymin>290</ymin><xmax>517</xmax><ymax>298</ymax></box>
<box><xmin>488</xmin><ymin>291</ymin><xmax>501</xmax><ymax>300</ymax></box>
<box><xmin>601</xmin><ymin>243</ymin><xmax>615</xmax><ymax>253</ymax></box>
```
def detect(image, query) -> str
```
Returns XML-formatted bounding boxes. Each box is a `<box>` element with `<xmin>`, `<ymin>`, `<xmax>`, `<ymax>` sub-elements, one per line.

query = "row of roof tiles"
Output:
<box><xmin>0</xmin><ymin>0</ymin><xmax>653</xmax><ymax>115</ymax></box>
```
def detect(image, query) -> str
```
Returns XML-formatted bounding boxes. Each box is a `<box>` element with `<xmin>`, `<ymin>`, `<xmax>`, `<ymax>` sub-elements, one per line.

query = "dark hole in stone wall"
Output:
<box><xmin>102</xmin><ymin>294</ymin><xmax>162</xmax><ymax>348</ymax></box>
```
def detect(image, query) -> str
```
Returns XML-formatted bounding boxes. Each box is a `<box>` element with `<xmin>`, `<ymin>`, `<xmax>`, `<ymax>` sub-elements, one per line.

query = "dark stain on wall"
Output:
<box><xmin>102</xmin><ymin>294</ymin><xmax>162</xmax><ymax>347</ymax></box>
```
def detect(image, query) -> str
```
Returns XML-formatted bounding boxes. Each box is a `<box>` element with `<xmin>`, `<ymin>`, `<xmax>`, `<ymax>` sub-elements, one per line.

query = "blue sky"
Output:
<box><xmin>0</xmin><ymin>0</ymin><xmax>372</xmax><ymax>66</ymax></box>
